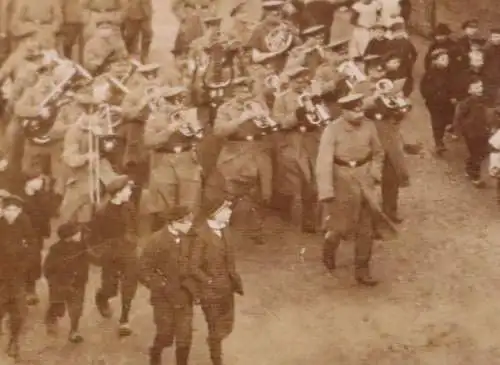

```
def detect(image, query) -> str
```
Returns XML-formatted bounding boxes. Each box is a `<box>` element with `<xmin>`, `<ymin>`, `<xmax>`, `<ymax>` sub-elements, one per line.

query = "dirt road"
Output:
<box><xmin>4</xmin><ymin>2</ymin><xmax>500</xmax><ymax>364</ymax></box>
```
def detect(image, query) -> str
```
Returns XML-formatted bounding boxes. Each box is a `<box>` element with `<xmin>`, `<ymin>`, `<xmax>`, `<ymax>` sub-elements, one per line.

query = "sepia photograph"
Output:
<box><xmin>0</xmin><ymin>0</ymin><xmax>498</xmax><ymax>363</ymax></box>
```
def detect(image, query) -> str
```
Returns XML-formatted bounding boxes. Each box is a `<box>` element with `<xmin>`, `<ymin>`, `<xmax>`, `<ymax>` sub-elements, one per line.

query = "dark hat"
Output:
<box><xmin>105</xmin><ymin>174</ymin><xmax>132</xmax><ymax>195</ymax></box>
<box><xmin>262</xmin><ymin>0</ymin><xmax>284</xmax><ymax>9</ymax></box>
<box><xmin>338</xmin><ymin>93</ymin><xmax>364</xmax><ymax>110</ymax></box>
<box><xmin>163</xmin><ymin>206</ymin><xmax>192</xmax><ymax>223</ymax></box>
<box><xmin>203</xmin><ymin>16</ymin><xmax>222</xmax><ymax>26</ymax></box>
<box><xmin>364</xmin><ymin>54</ymin><xmax>381</xmax><ymax>63</ymax></box>
<box><xmin>462</xmin><ymin>19</ymin><xmax>479</xmax><ymax>29</ymax></box>
<box><xmin>434</xmin><ymin>23</ymin><xmax>452</xmax><ymax>36</ymax></box>
<box><xmin>200</xmin><ymin>190</ymin><xmax>235</xmax><ymax>217</ymax></box>
<box><xmin>3</xmin><ymin>195</ymin><xmax>24</xmax><ymax>208</ymax></box>
<box><xmin>57</xmin><ymin>222</ymin><xmax>81</xmax><ymax>240</ymax></box>
<box><xmin>491</xmin><ymin>28</ymin><xmax>500</xmax><ymax>35</ymax></box>
<box><xmin>301</xmin><ymin>25</ymin><xmax>325</xmax><ymax>38</ymax></box>
<box><xmin>325</xmin><ymin>37</ymin><xmax>350</xmax><ymax>51</ymax></box>
<box><xmin>384</xmin><ymin>52</ymin><xmax>401</xmax><ymax>62</ymax></box>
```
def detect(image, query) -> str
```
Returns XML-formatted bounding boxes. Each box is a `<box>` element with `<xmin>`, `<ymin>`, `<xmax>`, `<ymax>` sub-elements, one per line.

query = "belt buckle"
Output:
<box><xmin>348</xmin><ymin>161</ymin><xmax>357</xmax><ymax>168</ymax></box>
<box><xmin>245</xmin><ymin>135</ymin><xmax>254</xmax><ymax>141</ymax></box>
<box><xmin>174</xmin><ymin>146</ymin><xmax>183</xmax><ymax>153</ymax></box>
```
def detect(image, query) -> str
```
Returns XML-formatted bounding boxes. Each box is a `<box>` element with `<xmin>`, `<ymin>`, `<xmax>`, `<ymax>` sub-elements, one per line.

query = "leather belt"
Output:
<box><xmin>154</xmin><ymin>144</ymin><xmax>193</xmax><ymax>154</ymax></box>
<box><xmin>334</xmin><ymin>153</ymin><xmax>373</xmax><ymax>168</ymax></box>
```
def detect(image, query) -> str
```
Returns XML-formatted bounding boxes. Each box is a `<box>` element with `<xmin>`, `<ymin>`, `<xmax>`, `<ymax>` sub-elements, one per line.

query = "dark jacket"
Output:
<box><xmin>423</xmin><ymin>38</ymin><xmax>458</xmax><ymax>71</ymax></box>
<box><xmin>453</xmin><ymin>96</ymin><xmax>491</xmax><ymax>139</ymax></box>
<box><xmin>386</xmin><ymin>38</ymin><xmax>418</xmax><ymax>77</ymax></box>
<box><xmin>43</xmin><ymin>239</ymin><xmax>89</xmax><ymax>292</ymax></box>
<box><xmin>455</xmin><ymin>67</ymin><xmax>486</xmax><ymax>102</ymax></box>
<box><xmin>483</xmin><ymin>43</ymin><xmax>500</xmax><ymax>102</ymax></box>
<box><xmin>189</xmin><ymin>222</ymin><xmax>243</xmax><ymax>302</ymax></box>
<box><xmin>455</xmin><ymin>35</ymin><xmax>486</xmax><ymax>71</ymax></box>
<box><xmin>0</xmin><ymin>214</ymin><xmax>36</xmax><ymax>289</ymax></box>
<box><xmin>22</xmin><ymin>187</ymin><xmax>52</xmax><ymax>240</ymax></box>
<box><xmin>420</xmin><ymin>67</ymin><xmax>455</xmax><ymax>107</ymax></box>
<box><xmin>364</xmin><ymin>38</ymin><xmax>389</xmax><ymax>58</ymax></box>
<box><xmin>139</xmin><ymin>226</ymin><xmax>197</xmax><ymax>305</ymax></box>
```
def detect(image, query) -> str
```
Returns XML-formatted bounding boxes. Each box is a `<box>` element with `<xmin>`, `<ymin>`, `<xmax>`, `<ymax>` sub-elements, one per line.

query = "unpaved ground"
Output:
<box><xmin>3</xmin><ymin>2</ymin><xmax>500</xmax><ymax>364</ymax></box>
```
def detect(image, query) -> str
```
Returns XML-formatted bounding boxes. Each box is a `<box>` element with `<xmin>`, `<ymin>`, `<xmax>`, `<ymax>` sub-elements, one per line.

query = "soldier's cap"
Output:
<box><xmin>284</xmin><ymin>65</ymin><xmax>309</xmax><ymax>79</ymax></box>
<box><xmin>430</xmin><ymin>48</ymin><xmax>448</xmax><ymax>60</ymax></box>
<box><xmin>324</xmin><ymin>37</ymin><xmax>350</xmax><ymax>51</ymax></box>
<box><xmin>338</xmin><ymin>93</ymin><xmax>364</xmax><ymax>110</ymax></box>
<box><xmin>163</xmin><ymin>206</ymin><xmax>193</xmax><ymax>223</ymax></box>
<box><xmin>252</xmin><ymin>48</ymin><xmax>284</xmax><ymax>64</ymax></box>
<box><xmin>203</xmin><ymin>16</ymin><xmax>222</xmax><ymax>26</ymax></box>
<box><xmin>491</xmin><ymin>28</ymin><xmax>500</xmax><ymax>35</ymax></box>
<box><xmin>301</xmin><ymin>25</ymin><xmax>325</xmax><ymax>38</ymax></box>
<box><xmin>3</xmin><ymin>195</ymin><xmax>24</xmax><ymax>208</ymax></box>
<box><xmin>262</xmin><ymin>0</ymin><xmax>285</xmax><ymax>9</ymax></box>
<box><xmin>371</xmin><ymin>22</ymin><xmax>386</xmax><ymax>30</ymax></box>
<box><xmin>161</xmin><ymin>85</ymin><xmax>188</xmax><ymax>98</ymax></box>
<box><xmin>232</xmin><ymin>76</ymin><xmax>254</xmax><ymax>86</ymax></box>
<box><xmin>105</xmin><ymin>175</ymin><xmax>133</xmax><ymax>196</ymax></box>
<box><xmin>57</xmin><ymin>222</ymin><xmax>81</xmax><ymax>240</ymax></box>
<box><xmin>383</xmin><ymin>52</ymin><xmax>401</xmax><ymax>63</ymax></box>
<box><xmin>364</xmin><ymin>54</ymin><xmax>381</xmax><ymax>63</ymax></box>
<box><xmin>434</xmin><ymin>23</ymin><xmax>452</xmax><ymax>36</ymax></box>
<box><xmin>138</xmin><ymin>63</ymin><xmax>160</xmax><ymax>74</ymax></box>
<box><xmin>462</xmin><ymin>19</ymin><xmax>479</xmax><ymax>29</ymax></box>
<box><xmin>96</xmin><ymin>19</ymin><xmax>114</xmax><ymax>27</ymax></box>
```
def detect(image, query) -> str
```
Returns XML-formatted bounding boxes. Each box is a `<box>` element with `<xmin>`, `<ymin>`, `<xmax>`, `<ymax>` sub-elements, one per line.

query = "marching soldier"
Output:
<box><xmin>61</xmin><ymin>0</ymin><xmax>85</xmax><ymax>61</ymax></box>
<box><xmin>59</xmin><ymin>88</ymin><xmax>121</xmax><ymax>224</ymax></box>
<box><xmin>143</xmin><ymin>87</ymin><xmax>203</xmax><ymax>231</ymax></box>
<box><xmin>315</xmin><ymin>93</ymin><xmax>386</xmax><ymax>286</ymax></box>
<box><xmin>9</xmin><ymin>0</ymin><xmax>62</xmax><ymax>50</ymax></box>
<box><xmin>122</xmin><ymin>0</ymin><xmax>153</xmax><ymax>63</ymax></box>
<box><xmin>83</xmin><ymin>19</ymin><xmax>128</xmax><ymax>76</ymax></box>
<box><xmin>272</xmin><ymin>65</ymin><xmax>320</xmax><ymax>232</ymax></box>
<box><xmin>190</xmin><ymin>193</ymin><xmax>244</xmax><ymax>365</ymax></box>
<box><xmin>81</xmin><ymin>0</ymin><xmax>126</xmax><ymax>40</ymax></box>
<box><xmin>213</xmin><ymin>76</ymin><xmax>274</xmax><ymax>244</ymax></box>
<box><xmin>0</xmin><ymin>195</ymin><xmax>36</xmax><ymax>361</ymax></box>
<box><xmin>139</xmin><ymin>207</ymin><xmax>197</xmax><ymax>365</ymax></box>
<box><xmin>44</xmin><ymin>222</ymin><xmax>89</xmax><ymax>343</ymax></box>
<box><xmin>90</xmin><ymin>174</ymin><xmax>138</xmax><ymax>337</ymax></box>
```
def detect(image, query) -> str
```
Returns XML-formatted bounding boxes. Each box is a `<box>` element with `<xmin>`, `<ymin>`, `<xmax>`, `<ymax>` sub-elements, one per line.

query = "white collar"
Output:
<box><xmin>207</xmin><ymin>219</ymin><xmax>226</xmax><ymax>231</ymax></box>
<box><xmin>167</xmin><ymin>225</ymin><xmax>179</xmax><ymax>236</ymax></box>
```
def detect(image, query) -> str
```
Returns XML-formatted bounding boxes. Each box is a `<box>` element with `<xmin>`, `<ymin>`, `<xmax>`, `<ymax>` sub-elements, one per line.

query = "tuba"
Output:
<box><xmin>371</xmin><ymin>78</ymin><xmax>412</xmax><ymax>120</ymax></box>
<box><xmin>297</xmin><ymin>91</ymin><xmax>331</xmax><ymax>127</ymax></box>
<box><xmin>243</xmin><ymin>100</ymin><xmax>279</xmax><ymax>132</ymax></box>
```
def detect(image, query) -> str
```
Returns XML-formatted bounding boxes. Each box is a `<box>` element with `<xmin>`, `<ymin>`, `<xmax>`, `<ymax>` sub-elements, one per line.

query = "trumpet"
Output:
<box><xmin>337</xmin><ymin>60</ymin><xmax>367</xmax><ymax>89</ymax></box>
<box><xmin>297</xmin><ymin>92</ymin><xmax>331</xmax><ymax>126</ymax></box>
<box><xmin>243</xmin><ymin>100</ymin><xmax>279</xmax><ymax>132</ymax></box>
<box><xmin>374</xmin><ymin>78</ymin><xmax>412</xmax><ymax>119</ymax></box>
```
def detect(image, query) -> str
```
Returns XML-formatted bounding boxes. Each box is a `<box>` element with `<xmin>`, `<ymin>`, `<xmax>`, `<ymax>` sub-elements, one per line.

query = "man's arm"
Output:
<box><xmin>315</xmin><ymin>122</ymin><xmax>337</xmax><ymax>200</ymax></box>
<box><xmin>367</xmin><ymin>120</ymin><xmax>384</xmax><ymax>182</ymax></box>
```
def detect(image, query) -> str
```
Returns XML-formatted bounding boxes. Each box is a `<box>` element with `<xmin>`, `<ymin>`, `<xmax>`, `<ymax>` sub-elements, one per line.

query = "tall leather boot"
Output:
<box><xmin>209</xmin><ymin>340</ymin><xmax>223</xmax><ymax>365</ymax></box>
<box><xmin>176</xmin><ymin>346</ymin><xmax>190</xmax><ymax>365</ymax></box>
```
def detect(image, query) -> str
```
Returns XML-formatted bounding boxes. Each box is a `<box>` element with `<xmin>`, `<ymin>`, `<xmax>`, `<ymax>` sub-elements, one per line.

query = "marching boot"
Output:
<box><xmin>355</xmin><ymin>267</ymin><xmax>379</xmax><ymax>287</ymax></box>
<box><xmin>209</xmin><ymin>340</ymin><xmax>223</xmax><ymax>365</ymax></box>
<box><xmin>95</xmin><ymin>291</ymin><xmax>113</xmax><ymax>318</ymax></box>
<box><xmin>6</xmin><ymin>338</ymin><xmax>20</xmax><ymax>362</ymax></box>
<box><xmin>176</xmin><ymin>346</ymin><xmax>190</xmax><ymax>365</ymax></box>
<box><xmin>118</xmin><ymin>302</ymin><xmax>133</xmax><ymax>337</ymax></box>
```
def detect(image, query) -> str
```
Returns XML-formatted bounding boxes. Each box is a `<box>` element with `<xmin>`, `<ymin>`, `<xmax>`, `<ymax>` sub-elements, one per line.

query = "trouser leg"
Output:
<box><xmin>67</xmin><ymin>286</ymin><xmax>85</xmax><ymax>332</ymax></box>
<box><xmin>381</xmin><ymin>158</ymin><xmax>400</xmax><ymax>219</ymax></box>
<box><xmin>354</xmin><ymin>201</ymin><xmax>375</xmax><ymax>278</ymax></box>
<box><xmin>140</xmin><ymin>19</ymin><xmax>153</xmax><ymax>64</ymax></box>
<box><xmin>119</xmin><ymin>253</ymin><xmax>138</xmax><ymax>324</ymax></box>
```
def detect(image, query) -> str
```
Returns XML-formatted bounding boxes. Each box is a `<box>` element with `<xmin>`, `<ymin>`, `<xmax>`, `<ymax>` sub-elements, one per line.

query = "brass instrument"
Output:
<box><xmin>297</xmin><ymin>91</ymin><xmax>331</xmax><ymax>127</ymax></box>
<box><xmin>373</xmin><ymin>78</ymin><xmax>412</xmax><ymax>120</ymax></box>
<box><xmin>168</xmin><ymin>107</ymin><xmax>204</xmax><ymax>139</ymax></box>
<box><xmin>243</xmin><ymin>100</ymin><xmax>279</xmax><ymax>132</ymax></box>
<box><xmin>264</xmin><ymin>74</ymin><xmax>286</xmax><ymax>96</ymax></box>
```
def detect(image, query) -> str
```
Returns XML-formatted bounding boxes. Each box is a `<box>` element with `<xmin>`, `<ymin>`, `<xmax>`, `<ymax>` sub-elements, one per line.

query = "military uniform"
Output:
<box><xmin>10</xmin><ymin>0</ymin><xmax>62</xmax><ymax>49</ymax></box>
<box><xmin>213</xmin><ymin>81</ymin><xmax>273</xmax><ymax>243</ymax></box>
<box><xmin>122</xmin><ymin>0</ymin><xmax>153</xmax><ymax>63</ymax></box>
<box><xmin>81</xmin><ymin>0</ymin><xmax>125</xmax><ymax>40</ymax></box>
<box><xmin>139</xmin><ymin>210</ymin><xmax>196</xmax><ymax>365</ymax></box>
<box><xmin>271</xmin><ymin>66</ymin><xmax>319</xmax><ymax>231</ymax></box>
<box><xmin>143</xmin><ymin>95</ymin><xmax>202</xmax><ymax>217</ymax></box>
<box><xmin>315</xmin><ymin>94</ymin><xmax>387</xmax><ymax>285</ymax></box>
<box><xmin>190</xmin><ymin>196</ymin><xmax>243</xmax><ymax>365</ymax></box>
<box><xmin>61</xmin><ymin>0</ymin><xmax>84</xmax><ymax>61</ymax></box>
<box><xmin>82</xmin><ymin>20</ymin><xmax>128</xmax><ymax>76</ymax></box>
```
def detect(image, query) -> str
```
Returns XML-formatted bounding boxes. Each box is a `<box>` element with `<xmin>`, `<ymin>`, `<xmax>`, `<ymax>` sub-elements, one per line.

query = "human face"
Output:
<box><xmin>386</xmin><ymin>59</ymin><xmax>401</xmax><ymax>71</ymax></box>
<box><xmin>343</xmin><ymin>103</ymin><xmax>364</xmax><ymax>124</ymax></box>
<box><xmin>372</xmin><ymin>28</ymin><xmax>385</xmax><ymax>39</ymax></box>
<box><xmin>491</xmin><ymin>33</ymin><xmax>500</xmax><ymax>45</ymax></box>
<box><xmin>70</xmin><ymin>231</ymin><xmax>82</xmax><ymax>242</ymax></box>
<box><xmin>291</xmin><ymin>72</ymin><xmax>309</xmax><ymax>92</ymax></box>
<box><xmin>3</xmin><ymin>205</ymin><xmax>21</xmax><ymax>223</ymax></box>
<box><xmin>465</xmin><ymin>27</ymin><xmax>478</xmax><ymax>37</ymax></box>
<box><xmin>469</xmin><ymin>81</ymin><xmax>483</xmax><ymax>96</ymax></box>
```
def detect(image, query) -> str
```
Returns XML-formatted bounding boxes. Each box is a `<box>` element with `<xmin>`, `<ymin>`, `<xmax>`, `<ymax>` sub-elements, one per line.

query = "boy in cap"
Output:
<box><xmin>364</xmin><ymin>22</ymin><xmax>389</xmax><ymax>58</ymax></box>
<box><xmin>190</xmin><ymin>193</ymin><xmax>243</xmax><ymax>365</ymax></box>
<box><xmin>0</xmin><ymin>195</ymin><xmax>36</xmax><ymax>360</ymax></box>
<box><xmin>316</xmin><ymin>93</ymin><xmax>387</xmax><ymax>286</ymax></box>
<box><xmin>213</xmin><ymin>76</ymin><xmax>273</xmax><ymax>244</ymax></box>
<box><xmin>348</xmin><ymin>0</ymin><xmax>382</xmax><ymax>58</ymax></box>
<box><xmin>456</xmin><ymin>19</ymin><xmax>485</xmax><ymax>72</ymax></box>
<box><xmin>272</xmin><ymin>65</ymin><xmax>321</xmax><ymax>232</ymax></box>
<box><xmin>21</xmin><ymin>167</ymin><xmax>52</xmax><ymax>305</ymax></box>
<box><xmin>424</xmin><ymin>23</ymin><xmax>457</xmax><ymax>71</ymax></box>
<box><xmin>43</xmin><ymin>222</ymin><xmax>89</xmax><ymax>343</ymax></box>
<box><xmin>453</xmin><ymin>77</ymin><xmax>491</xmax><ymax>187</ymax></box>
<box><xmin>139</xmin><ymin>207</ymin><xmax>197</xmax><ymax>365</ymax></box>
<box><xmin>420</xmin><ymin>48</ymin><xmax>456</xmax><ymax>155</ymax></box>
<box><xmin>90</xmin><ymin>174</ymin><xmax>138</xmax><ymax>337</ymax></box>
